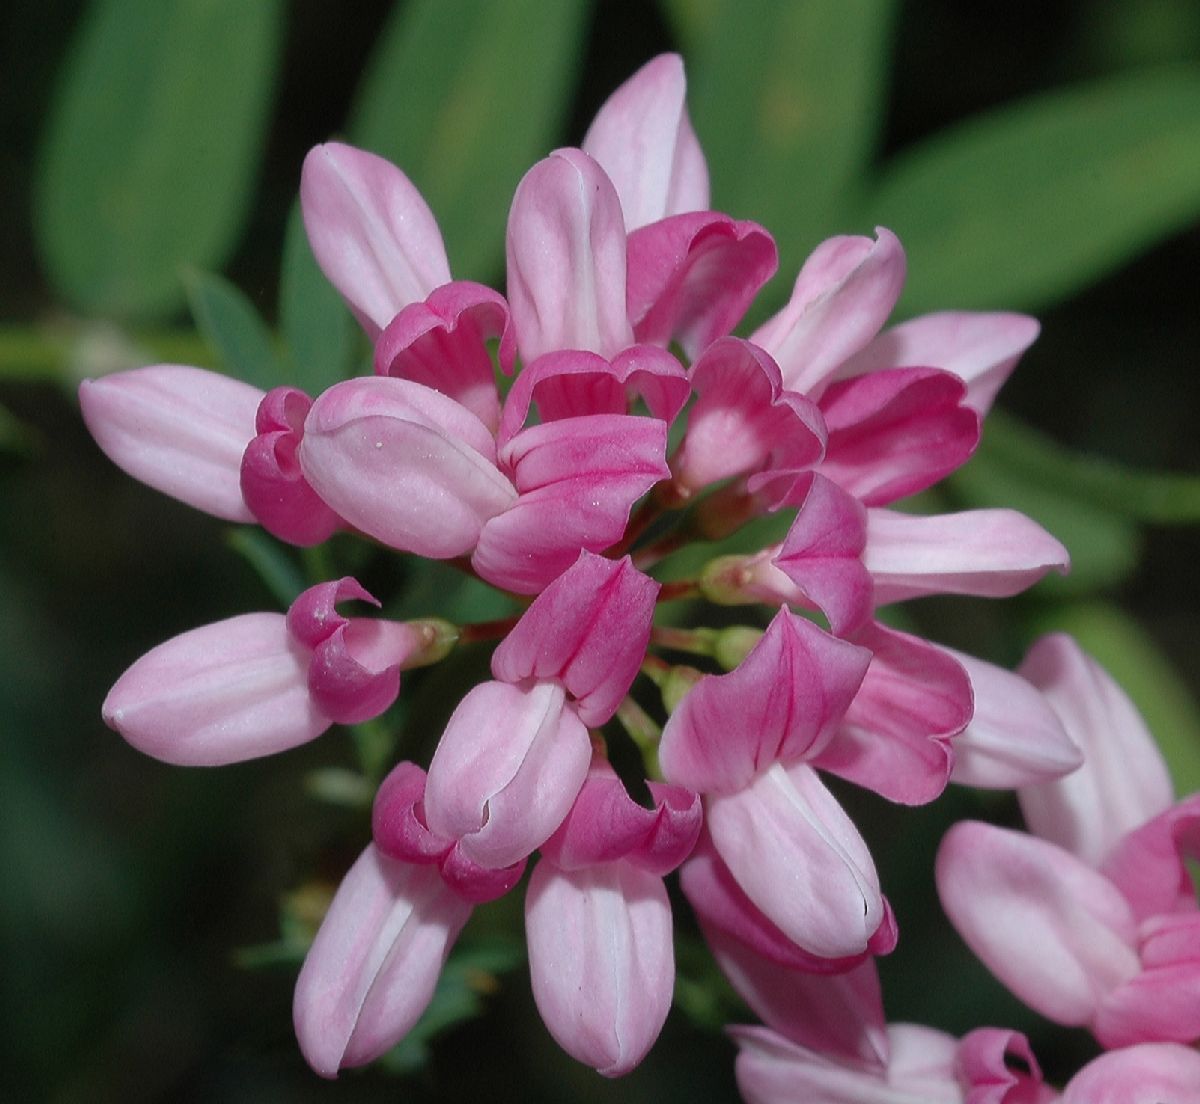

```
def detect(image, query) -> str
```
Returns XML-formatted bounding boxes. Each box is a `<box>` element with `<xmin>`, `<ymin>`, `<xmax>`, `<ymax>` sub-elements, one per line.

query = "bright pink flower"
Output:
<box><xmin>490</xmin><ymin>551</ymin><xmax>659</xmax><ymax>727</ymax></box>
<box><xmin>525</xmin><ymin>760</ymin><xmax>701</xmax><ymax>1076</ymax></box>
<box><xmin>297</xmin><ymin>374</ymin><xmax>668</xmax><ymax>594</ymax></box>
<box><xmin>79</xmin><ymin>364</ymin><xmax>261</xmax><ymax>522</ymax></box>
<box><xmin>670</xmin><ymin>338</ymin><xmax>825</xmax><ymax>497</ymax></box>
<box><xmin>102</xmin><ymin>577</ymin><xmax>423</xmax><ymax>765</ymax></box>
<box><xmin>293</xmin><ymin>844</ymin><xmax>472</xmax><ymax>1076</ymax></box>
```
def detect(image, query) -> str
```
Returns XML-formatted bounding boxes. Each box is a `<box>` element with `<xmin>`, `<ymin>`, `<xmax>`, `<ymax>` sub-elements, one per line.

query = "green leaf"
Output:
<box><xmin>36</xmin><ymin>0</ymin><xmax>283</xmax><ymax>321</ymax></box>
<box><xmin>349</xmin><ymin>0</ymin><xmax>590</xmax><ymax>283</ymax></box>
<box><xmin>279</xmin><ymin>202</ymin><xmax>356</xmax><ymax>394</ymax></box>
<box><xmin>866</xmin><ymin>66</ymin><xmax>1200</xmax><ymax>314</ymax></box>
<box><xmin>667</xmin><ymin>0</ymin><xmax>896</xmax><ymax>287</ymax></box>
<box><xmin>185</xmin><ymin>269</ymin><xmax>281</xmax><ymax>389</ymax></box>
<box><xmin>1026</xmin><ymin>601</ymin><xmax>1200</xmax><ymax>795</ymax></box>
<box><xmin>971</xmin><ymin>409</ymin><xmax>1200</xmax><ymax>525</ymax></box>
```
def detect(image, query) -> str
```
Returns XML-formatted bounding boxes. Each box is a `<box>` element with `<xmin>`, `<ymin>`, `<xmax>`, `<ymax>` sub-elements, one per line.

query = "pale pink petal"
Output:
<box><xmin>506</xmin><ymin>148</ymin><xmax>633</xmax><ymax>362</ymax></box>
<box><xmin>300</xmin><ymin>142</ymin><xmax>450</xmax><ymax>337</ymax></box>
<box><xmin>681</xmin><ymin>834</ymin><xmax>895</xmax><ymax>977</ymax></box>
<box><xmin>731</xmin><ymin>1024</ymin><xmax>964</xmax><ymax>1104</ymax></box>
<box><xmin>1101</xmin><ymin>795</ymin><xmax>1200</xmax><ymax>920</ymax></box>
<box><xmin>581</xmin><ymin>53</ymin><xmax>709</xmax><ymax>230</ymax></box>
<box><xmin>956</xmin><ymin>1028</ymin><xmax>1053</xmax><ymax>1104</ymax></box>
<box><xmin>497</xmin><ymin>345</ymin><xmax>689</xmax><ymax>446</ymax></box>
<box><xmin>80</xmin><ymin>365</ymin><xmax>260</xmax><ymax>522</ymax></box>
<box><xmin>491</xmin><ymin>552</ymin><xmax>658</xmax><ymax>727</ymax></box>
<box><xmin>526</xmin><ymin>859</ymin><xmax>674</xmax><ymax>1076</ymax></box>
<box><xmin>102</xmin><ymin>613</ymin><xmax>328</xmax><ymax>766</ymax></box>
<box><xmin>1017</xmin><ymin>634</ymin><xmax>1175</xmax><ymax>867</ymax></box>
<box><xmin>773</xmin><ymin>474</ymin><xmax>872</xmax><ymax>635</ymax></box>
<box><xmin>864</xmin><ymin>509</ymin><xmax>1069</xmax><ymax>605</ymax></box>
<box><xmin>815</xmin><ymin>624</ymin><xmax>969</xmax><ymax>805</ymax></box>
<box><xmin>818</xmin><ymin>367</ymin><xmax>980</xmax><ymax>506</ymax></box>
<box><xmin>475</xmin><ymin>414</ymin><xmax>668</xmax><ymax>593</ymax></box>
<box><xmin>241</xmin><ymin>387</ymin><xmax>342</xmax><ymax>546</ymax></box>
<box><xmin>837</xmin><ymin>311</ymin><xmax>1041</xmax><ymax>416</ymax></box>
<box><xmin>936</xmin><ymin>821</ymin><xmax>1140</xmax><ymax>1027</ymax></box>
<box><xmin>659</xmin><ymin>608</ymin><xmax>871</xmax><ymax>794</ymax></box>
<box><xmin>948</xmin><ymin>648</ymin><xmax>1083</xmax><ymax>789</ymax></box>
<box><xmin>626</xmin><ymin>212</ymin><xmax>777</xmax><ymax>359</ymax></box>
<box><xmin>708</xmin><ymin>762</ymin><xmax>883</xmax><ymax>959</ymax></box>
<box><xmin>373</xmin><ymin>281</ymin><xmax>513</xmax><ymax>432</ymax></box>
<box><xmin>423</xmin><ymin>681</ymin><xmax>592</xmax><ymax>869</ymax></box>
<box><xmin>1060</xmin><ymin>1042</ymin><xmax>1200</xmax><ymax>1104</ymax></box>
<box><xmin>299</xmin><ymin>377</ymin><xmax>516</xmax><ymax>558</ymax></box>
<box><xmin>751</xmin><ymin>230</ymin><xmax>907</xmax><ymax>397</ymax></box>
<box><xmin>293</xmin><ymin>845</ymin><xmax>471</xmax><ymax>1076</ymax></box>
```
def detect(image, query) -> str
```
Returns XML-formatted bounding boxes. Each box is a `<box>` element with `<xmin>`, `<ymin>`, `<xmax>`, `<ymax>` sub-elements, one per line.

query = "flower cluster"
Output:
<box><xmin>79</xmin><ymin>54</ymin><xmax>1194</xmax><ymax>1098</ymax></box>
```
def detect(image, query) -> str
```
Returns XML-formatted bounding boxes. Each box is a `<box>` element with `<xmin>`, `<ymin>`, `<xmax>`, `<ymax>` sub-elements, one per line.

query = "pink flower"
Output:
<box><xmin>660</xmin><ymin>608</ymin><xmax>887</xmax><ymax>959</ymax></box>
<box><xmin>525</xmin><ymin>759</ymin><xmax>701</xmax><ymax>1076</ymax></box>
<box><xmin>102</xmin><ymin>578</ymin><xmax>431</xmax><ymax>765</ymax></box>
<box><xmin>936</xmin><ymin>636</ymin><xmax>1200</xmax><ymax>1048</ymax></box>
<box><xmin>293</xmin><ymin>844</ymin><xmax>472</xmax><ymax>1076</ymax></box>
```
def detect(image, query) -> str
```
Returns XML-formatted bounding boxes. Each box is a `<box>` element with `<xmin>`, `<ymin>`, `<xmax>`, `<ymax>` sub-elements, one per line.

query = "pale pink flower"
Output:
<box><xmin>102</xmin><ymin>577</ymin><xmax>429</xmax><ymax>765</ymax></box>
<box><xmin>525</xmin><ymin>759</ymin><xmax>701</xmax><ymax>1076</ymax></box>
<box><xmin>937</xmin><ymin>635</ymin><xmax>1200</xmax><ymax>1049</ymax></box>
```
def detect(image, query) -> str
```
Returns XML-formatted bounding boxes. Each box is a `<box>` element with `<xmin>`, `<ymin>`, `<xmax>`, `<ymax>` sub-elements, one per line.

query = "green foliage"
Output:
<box><xmin>668</xmin><ymin>0</ymin><xmax>896</xmax><ymax>290</ymax></box>
<box><xmin>867</xmin><ymin>66</ymin><xmax>1200</xmax><ymax>314</ymax></box>
<box><xmin>184</xmin><ymin>269</ymin><xmax>281</xmax><ymax>389</ymax></box>
<box><xmin>35</xmin><ymin>0</ymin><xmax>282</xmax><ymax>321</ymax></box>
<box><xmin>350</xmin><ymin>0</ymin><xmax>592</xmax><ymax>284</ymax></box>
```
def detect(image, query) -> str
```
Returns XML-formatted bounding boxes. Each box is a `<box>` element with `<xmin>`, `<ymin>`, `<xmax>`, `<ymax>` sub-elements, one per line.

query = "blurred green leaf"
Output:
<box><xmin>225</xmin><ymin>528</ymin><xmax>305</xmax><ymax>608</ymax></box>
<box><xmin>349</xmin><ymin>0</ymin><xmax>590</xmax><ymax>283</ymax></box>
<box><xmin>668</xmin><ymin>0</ymin><xmax>896</xmax><ymax>286</ymax></box>
<box><xmin>949</xmin><ymin>428</ymin><xmax>1143</xmax><ymax>596</ymax></box>
<box><xmin>185</xmin><ymin>269</ymin><xmax>281</xmax><ymax>389</ymax></box>
<box><xmin>279</xmin><ymin>201</ymin><xmax>357</xmax><ymax>394</ymax></box>
<box><xmin>1026</xmin><ymin>601</ymin><xmax>1200</xmax><ymax>794</ymax></box>
<box><xmin>974</xmin><ymin>409</ymin><xmax>1200</xmax><ymax>524</ymax></box>
<box><xmin>867</xmin><ymin>66</ymin><xmax>1200</xmax><ymax>314</ymax></box>
<box><xmin>0</xmin><ymin>403</ymin><xmax>39</xmax><ymax>455</ymax></box>
<box><xmin>36</xmin><ymin>0</ymin><xmax>283</xmax><ymax>320</ymax></box>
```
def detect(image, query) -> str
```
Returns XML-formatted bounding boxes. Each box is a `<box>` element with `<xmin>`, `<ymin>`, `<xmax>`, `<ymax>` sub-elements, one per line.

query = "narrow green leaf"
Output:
<box><xmin>1026</xmin><ymin>601</ymin><xmax>1200</xmax><ymax>795</ymax></box>
<box><xmin>973</xmin><ymin>409</ymin><xmax>1200</xmax><ymax>525</ymax></box>
<box><xmin>668</xmin><ymin>0</ymin><xmax>896</xmax><ymax>288</ymax></box>
<box><xmin>35</xmin><ymin>0</ymin><xmax>283</xmax><ymax>321</ymax></box>
<box><xmin>279</xmin><ymin>202</ymin><xmax>356</xmax><ymax>395</ymax></box>
<box><xmin>185</xmin><ymin>270</ymin><xmax>281</xmax><ymax>389</ymax></box>
<box><xmin>349</xmin><ymin>0</ymin><xmax>591</xmax><ymax>282</ymax></box>
<box><xmin>866</xmin><ymin>66</ymin><xmax>1200</xmax><ymax>314</ymax></box>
